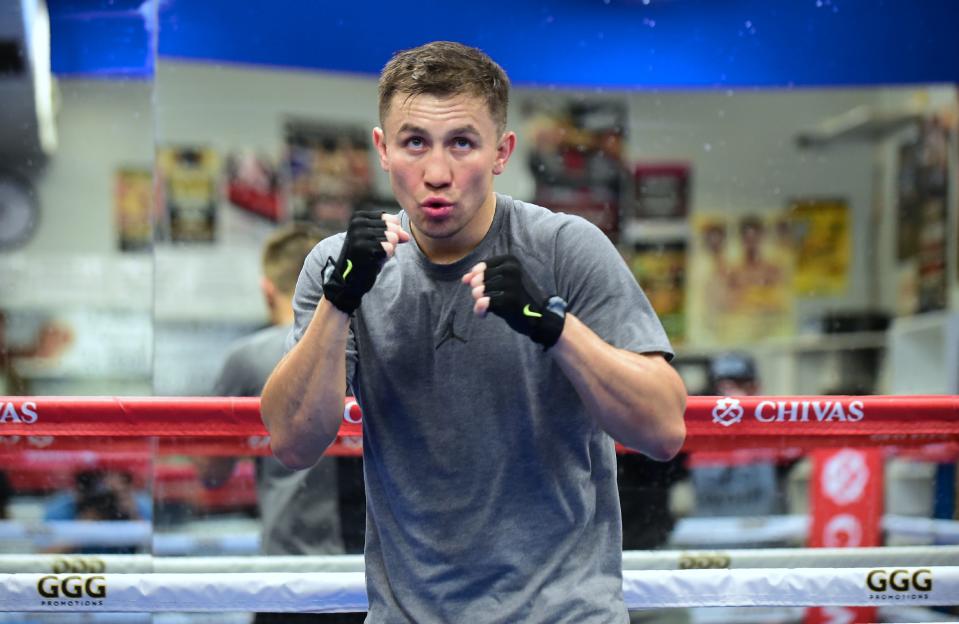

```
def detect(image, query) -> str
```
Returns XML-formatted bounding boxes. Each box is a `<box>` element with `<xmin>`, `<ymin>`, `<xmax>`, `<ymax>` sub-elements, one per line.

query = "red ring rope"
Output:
<box><xmin>0</xmin><ymin>395</ymin><xmax>956</xmax><ymax>456</ymax></box>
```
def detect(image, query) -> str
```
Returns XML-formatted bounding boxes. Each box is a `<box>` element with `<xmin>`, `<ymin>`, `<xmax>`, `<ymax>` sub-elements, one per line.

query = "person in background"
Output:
<box><xmin>44</xmin><ymin>469</ymin><xmax>150</xmax><ymax>522</ymax></box>
<box><xmin>43</xmin><ymin>469</ymin><xmax>150</xmax><ymax>554</ymax></box>
<box><xmin>710</xmin><ymin>351</ymin><xmax>759</xmax><ymax>397</ymax></box>
<box><xmin>689</xmin><ymin>352</ymin><xmax>784</xmax><ymax>519</ymax></box>
<box><xmin>195</xmin><ymin>223</ymin><xmax>365</xmax><ymax>624</ymax></box>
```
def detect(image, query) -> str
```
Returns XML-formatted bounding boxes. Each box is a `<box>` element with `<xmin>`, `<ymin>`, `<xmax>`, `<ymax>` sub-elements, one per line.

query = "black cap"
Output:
<box><xmin>709</xmin><ymin>352</ymin><xmax>757</xmax><ymax>383</ymax></box>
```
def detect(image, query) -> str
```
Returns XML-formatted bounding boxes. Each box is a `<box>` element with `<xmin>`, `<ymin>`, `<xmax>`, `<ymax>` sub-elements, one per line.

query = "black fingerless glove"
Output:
<box><xmin>483</xmin><ymin>254</ymin><xmax>566</xmax><ymax>349</ymax></box>
<box><xmin>322</xmin><ymin>211</ymin><xmax>389</xmax><ymax>314</ymax></box>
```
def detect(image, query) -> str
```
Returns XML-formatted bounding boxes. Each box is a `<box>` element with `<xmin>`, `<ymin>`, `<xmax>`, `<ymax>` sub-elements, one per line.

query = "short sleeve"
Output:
<box><xmin>286</xmin><ymin>234</ymin><xmax>359</xmax><ymax>391</ymax></box>
<box><xmin>212</xmin><ymin>348</ymin><xmax>256</xmax><ymax>397</ymax></box>
<box><xmin>554</xmin><ymin>217</ymin><xmax>673</xmax><ymax>360</ymax></box>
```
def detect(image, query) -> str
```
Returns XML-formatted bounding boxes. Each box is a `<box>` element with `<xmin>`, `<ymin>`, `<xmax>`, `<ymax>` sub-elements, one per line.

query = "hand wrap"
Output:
<box><xmin>322</xmin><ymin>211</ymin><xmax>389</xmax><ymax>314</ymax></box>
<box><xmin>483</xmin><ymin>254</ymin><xmax>565</xmax><ymax>349</ymax></box>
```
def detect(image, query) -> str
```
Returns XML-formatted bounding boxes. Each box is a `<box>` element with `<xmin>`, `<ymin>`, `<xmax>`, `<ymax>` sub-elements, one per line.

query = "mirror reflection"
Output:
<box><xmin>0</xmin><ymin>77</ymin><xmax>153</xmax><ymax>553</ymax></box>
<box><xmin>0</xmin><ymin>1</ymin><xmax>156</xmax><ymax>621</ymax></box>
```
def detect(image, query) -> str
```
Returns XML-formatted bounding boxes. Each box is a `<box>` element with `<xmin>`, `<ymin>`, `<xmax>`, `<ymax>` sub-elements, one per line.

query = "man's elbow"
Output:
<box><xmin>645</xmin><ymin>390</ymin><xmax>687</xmax><ymax>461</ymax></box>
<box><xmin>261</xmin><ymin>398</ymin><xmax>339</xmax><ymax>471</ymax></box>
<box><xmin>649</xmin><ymin>418</ymin><xmax>686</xmax><ymax>461</ymax></box>
<box><xmin>273</xmin><ymin>450</ymin><xmax>319</xmax><ymax>472</ymax></box>
<box><xmin>270</xmin><ymin>435</ymin><xmax>324</xmax><ymax>471</ymax></box>
<box><xmin>641</xmin><ymin>357</ymin><xmax>688</xmax><ymax>461</ymax></box>
<box><xmin>265</xmin><ymin>410</ymin><xmax>338</xmax><ymax>471</ymax></box>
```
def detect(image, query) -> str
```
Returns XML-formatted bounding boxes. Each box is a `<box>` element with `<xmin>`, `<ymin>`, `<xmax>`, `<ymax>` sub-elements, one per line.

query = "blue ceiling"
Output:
<box><xmin>49</xmin><ymin>0</ymin><xmax>959</xmax><ymax>88</ymax></box>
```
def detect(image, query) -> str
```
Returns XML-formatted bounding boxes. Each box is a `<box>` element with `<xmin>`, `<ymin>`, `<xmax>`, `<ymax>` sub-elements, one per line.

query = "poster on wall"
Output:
<box><xmin>114</xmin><ymin>167</ymin><xmax>153</xmax><ymax>252</ymax></box>
<box><xmin>283</xmin><ymin>119</ymin><xmax>374</xmax><ymax>230</ymax></box>
<box><xmin>688</xmin><ymin>212</ymin><xmax>795</xmax><ymax>346</ymax></box>
<box><xmin>624</xmin><ymin>242</ymin><xmax>686</xmax><ymax>344</ymax></box>
<box><xmin>523</xmin><ymin>98</ymin><xmax>627</xmax><ymax>241</ymax></box>
<box><xmin>788</xmin><ymin>198</ymin><xmax>850</xmax><ymax>297</ymax></box>
<box><xmin>896</xmin><ymin>113</ymin><xmax>953</xmax><ymax>314</ymax></box>
<box><xmin>631</xmin><ymin>163</ymin><xmax>690</xmax><ymax>220</ymax></box>
<box><xmin>156</xmin><ymin>146</ymin><xmax>219</xmax><ymax>243</ymax></box>
<box><xmin>225</xmin><ymin>149</ymin><xmax>282</xmax><ymax>223</ymax></box>
<box><xmin>917</xmin><ymin>195</ymin><xmax>948</xmax><ymax>313</ymax></box>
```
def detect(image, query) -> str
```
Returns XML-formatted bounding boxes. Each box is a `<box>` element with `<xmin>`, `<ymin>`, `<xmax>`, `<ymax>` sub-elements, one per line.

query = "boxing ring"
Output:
<box><xmin>0</xmin><ymin>395</ymin><xmax>955</xmax><ymax>620</ymax></box>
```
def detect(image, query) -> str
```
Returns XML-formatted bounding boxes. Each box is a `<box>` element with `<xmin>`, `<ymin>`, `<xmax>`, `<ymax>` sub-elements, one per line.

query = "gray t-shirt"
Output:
<box><xmin>290</xmin><ymin>194</ymin><xmax>672</xmax><ymax>623</ymax></box>
<box><xmin>214</xmin><ymin>324</ymin><xmax>343</xmax><ymax>556</ymax></box>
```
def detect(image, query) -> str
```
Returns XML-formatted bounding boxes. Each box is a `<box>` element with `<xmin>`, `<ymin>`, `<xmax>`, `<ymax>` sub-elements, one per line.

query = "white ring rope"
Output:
<box><xmin>622</xmin><ymin>567</ymin><xmax>956</xmax><ymax>609</ymax></box>
<box><xmin>0</xmin><ymin>521</ymin><xmax>150</xmax><ymax>548</ymax></box>
<box><xmin>880</xmin><ymin>606</ymin><xmax>959</xmax><ymax>623</ymax></box>
<box><xmin>152</xmin><ymin>554</ymin><xmax>363</xmax><ymax>574</ymax></box>
<box><xmin>7</xmin><ymin>572</ymin><xmax>367</xmax><ymax>613</ymax></box>
<box><xmin>2</xmin><ymin>546</ymin><xmax>957</xmax><ymax>575</ymax></box>
<box><xmin>668</xmin><ymin>515</ymin><xmax>809</xmax><ymax>546</ymax></box>
<box><xmin>2</xmin><ymin>515</ymin><xmax>954</xmax><ymax>553</ymax></box>
<box><xmin>0</xmin><ymin>555</ymin><xmax>153</xmax><ymax>574</ymax></box>
<box><xmin>152</xmin><ymin>532</ymin><xmax>259</xmax><ymax>557</ymax></box>
<box><xmin>0</xmin><ymin>568</ymin><xmax>955</xmax><ymax>612</ymax></box>
<box><xmin>153</xmin><ymin>515</ymin><xmax>958</xmax><ymax>555</ymax></box>
<box><xmin>668</xmin><ymin>515</ymin><xmax>959</xmax><ymax>547</ymax></box>
<box><xmin>621</xmin><ymin>545</ymin><xmax>959</xmax><ymax>570</ymax></box>
<box><xmin>883</xmin><ymin>516</ymin><xmax>959</xmax><ymax>543</ymax></box>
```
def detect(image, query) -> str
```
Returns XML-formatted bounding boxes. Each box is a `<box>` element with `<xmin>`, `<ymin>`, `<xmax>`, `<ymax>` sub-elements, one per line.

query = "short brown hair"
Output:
<box><xmin>378</xmin><ymin>41</ymin><xmax>510</xmax><ymax>135</ymax></box>
<box><xmin>262</xmin><ymin>223</ymin><xmax>327</xmax><ymax>296</ymax></box>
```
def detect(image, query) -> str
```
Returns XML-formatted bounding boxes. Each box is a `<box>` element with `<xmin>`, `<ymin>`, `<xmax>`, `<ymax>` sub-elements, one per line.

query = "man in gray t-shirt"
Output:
<box><xmin>211</xmin><ymin>323</ymin><xmax>344</xmax><ymax>559</ymax></box>
<box><xmin>262</xmin><ymin>42</ymin><xmax>687</xmax><ymax>623</ymax></box>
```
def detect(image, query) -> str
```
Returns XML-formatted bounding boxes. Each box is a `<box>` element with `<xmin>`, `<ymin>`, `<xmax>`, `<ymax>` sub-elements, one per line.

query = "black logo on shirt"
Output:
<box><xmin>435</xmin><ymin>311</ymin><xmax>468</xmax><ymax>350</ymax></box>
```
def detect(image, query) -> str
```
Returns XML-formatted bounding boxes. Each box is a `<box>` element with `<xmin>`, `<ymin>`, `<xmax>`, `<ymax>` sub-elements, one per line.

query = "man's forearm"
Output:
<box><xmin>261</xmin><ymin>298</ymin><xmax>351</xmax><ymax>470</ymax></box>
<box><xmin>550</xmin><ymin>314</ymin><xmax>687</xmax><ymax>461</ymax></box>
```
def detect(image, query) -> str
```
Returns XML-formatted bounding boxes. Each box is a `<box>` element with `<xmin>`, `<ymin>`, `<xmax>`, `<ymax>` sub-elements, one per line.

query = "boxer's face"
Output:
<box><xmin>373</xmin><ymin>92</ymin><xmax>514</xmax><ymax>260</ymax></box>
